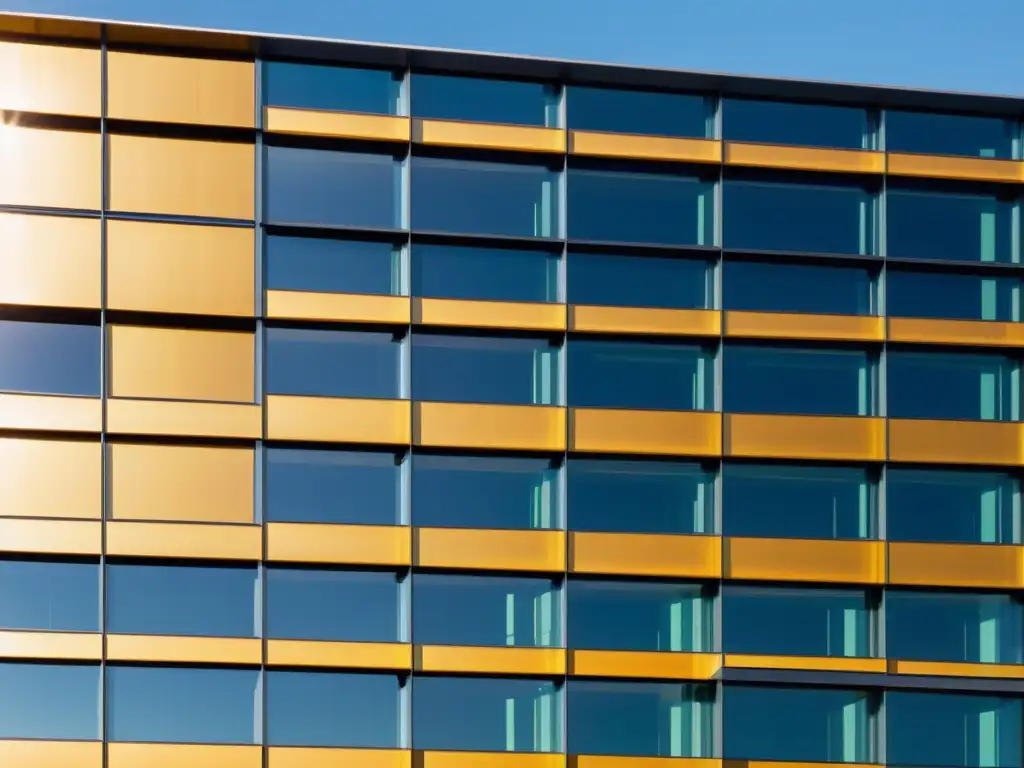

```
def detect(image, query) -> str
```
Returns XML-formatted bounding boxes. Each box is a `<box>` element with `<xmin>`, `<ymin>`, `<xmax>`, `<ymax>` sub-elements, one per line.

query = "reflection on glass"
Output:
<box><xmin>887</xmin><ymin>269</ymin><xmax>1021</xmax><ymax>322</ymax></box>
<box><xmin>724</xmin><ymin>98</ymin><xmax>871</xmax><ymax>149</ymax></box>
<box><xmin>412</xmin><ymin>73</ymin><xmax>559</xmax><ymax>126</ymax></box>
<box><xmin>0</xmin><ymin>662</ymin><xmax>99</xmax><ymax>739</ymax></box>
<box><xmin>568</xmin><ymin>250</ymin><xmax>711</xmax><ymax>309</ymax></box>
<box><xmin>0</xmin><ymin>320</ymin><xmax>100</xmax><ymax>396</ymax></box>
<box><xmin>412</xmin><ymin>243</ymin><xmax>559</xmax><ymax>303</ymax></box>
<box><xmin>266</xmin><ymin>236</ymin><xmax>402</xmax><ymax>295</ymax></box>
<box><xmin>724</xmin><ymin>259</ymin><xmax>876</xmax><ymax>315</ymax></box>
<box><xmin>266</xmin><ymin>328</ymin><xmax>402</xmax><ymax>399</ymax></box>
<box><xmin>0</xmin><ymin>559</ymin><xmax>98</xmax><ymax>631</ymax></box>
<box><xmin>887</xmin><ymin>350</ymin><xmax>1018</xmax><ymax>421</ymax></box>
<box><xmin>567</xmin><ymin>86</ymin><xmax>711</xmax><ymax>138</ymax></box>
<box><xmin>886</xmin><ymin>111</ymin><xmax>1015</xmax><ymax>159</ymax></box>
<box><xmin>263</xmin><ymin>61</ymin><xmax>401</xmax><ymax>114</ymax></box>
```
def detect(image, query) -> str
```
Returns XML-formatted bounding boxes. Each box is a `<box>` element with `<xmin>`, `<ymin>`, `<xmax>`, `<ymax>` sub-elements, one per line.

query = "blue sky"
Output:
<box><xmin>3</xmin><ymin>0</ymin><xmax>1022</xmax><ymax>96</ymax></box>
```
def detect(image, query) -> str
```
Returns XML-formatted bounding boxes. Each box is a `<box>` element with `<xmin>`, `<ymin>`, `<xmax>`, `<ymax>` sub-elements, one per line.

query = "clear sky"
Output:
<box><xmin>3</xmin><ymin>0</ymin><xmax>1022</xmax><ymax>96</ymax></box>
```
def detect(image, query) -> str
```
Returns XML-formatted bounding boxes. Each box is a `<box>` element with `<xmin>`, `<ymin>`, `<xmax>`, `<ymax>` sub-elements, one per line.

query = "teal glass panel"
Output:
<box><xmin>887</xmin><ymin>692</ymin><xmax>1021</xmax><ymax>768</ymax></box>
<box><xmin>568</xmin><ymin>339</ymin><xmax>713</xmax><ymax>411</ymax></box>
<box><xmin>566</xmin><ymin>86</ymin><xmax>710</xmax><ymax>138</ymax></box>
<box><xmin>568</xmin><ymin>459</ymin><xmax>713</xmax><ymax>535</ymax></box>
<box><xmin>887</xmin><ymin>268</ymin><xmax>1021</xmax><ymax>322</ymax></box>
<box><xmin>266</xmin><ymin>328</ymin><xmax>401</xmax><ymax>399</ymax></box>
<box><xmin>266</xmin><ymin>236</ymin><xmax>401</xmax><ymax>296</ymax></box>
<box><xmin>267</xmin><ymin>671</ymin><xmax>401</xmax><ymax>748</ymax></box>
<box><xmin>724</xmin><ymin>98</ymin><xmax>872</xmax><ymax>149</ymax></box>
<box><xmin>412</xmin><ymin>455</ymin><xmax>559</xmax><ymax>530</ymax></box>
<box><xmin>568</xmin><ymin>167</ymin><xmax>713</xmax><ymax>246</ymax></box>
<box><xmin>0</xmin><ymin>558</ymin><xmax>98</xmax><ymax>631</ymax></box>
<box><xmin>107</xmin><ymin>563</ymin><xmax>257</xmax><ymax>637</ymax></box>
<box><xmin>0</xmin><ymin>320</ymin><xmax>100</xmax><ymax>396</ymax></box>
<box><xmin>266</xmin><ymin>568</ymin><xmax>401</xmax><ymax>642</ymax></box>
<box><xmin>567</xmin><ymin>250</ymin><xmax>711</xmax><ymax>309</ymax></box>
<box><xmin>886</xmin><ymin>111</ymin><xmax>1015</xmax><ymax>159</ymax></box>
<box><xmin>568</xmin><ymin>580</ymin><xmax>711</xmax><ymax>652</ymax></box>
<box><xmin>887</xmin><ymin>350</ymin><xmax>1018</xmax><ymax>421</ymax></box>
<box><xmin>723</xmin><ymin>464</ymin><xmax>876</xmax><ymax>540</ymax></box>
<box><xmin>568</xmin><ymin>681</ymin><xmax>713</xmax><ymax>758</ymax></box>
<box><xmin>722</xmin><ymin>585</ymin><xmax>873</xmax><ymax>657</ymax></box>
<box><xmin>413</xmin><ymin>676</ymin><xmax>561</xmax><ymax>752</ymax></box>
<box><xmin>723</xmin><ymin>259</ymin><xmax>876</xmax><ymax>315</ymax></box>
<box><xmin>263</xmin><ymin>61</ymin><xmax>401</xmax><ymax>114</ymax></box>
<box><xmin>413</xmin><ymin>574</ymin><xmax>560</xmax><ymax>647</ymax></box>
<box><xmin>723</xmin><ymin>345</ymin><xmax>876</xmax><ymax>417</ymax></box>
<box><xmin>0</xmin><ymin>662</ymin><xmax>99</xmax><ymax>739</ymax></box>
<box><xmin>886</xmin><ymin>469</ymin><xmax>1019</xmax><ymax>545</ymax></box>
<box><xmin>412</xmin><ymin>243</ymin><xmax>559</xmax><ymax>303</ymax></box>
<box><xmin>724</xmin><ymin>685</ymin><xmax>875</xmax><ymax>762</ymax></box>
<box><xmin>107</xmin><ymin>666</ymin><xmax>259</xmax><ymax>744</ymax></box>
<box><xmin>412</xmin><ymin>73</ymin><xmax>559</xmax><ymax>126</ymax></box>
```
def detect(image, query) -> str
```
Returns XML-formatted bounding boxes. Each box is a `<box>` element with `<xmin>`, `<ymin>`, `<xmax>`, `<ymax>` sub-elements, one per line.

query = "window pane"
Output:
<box><xmin>887</xmin><ymin>350</ymin><xmax>1017</xmax><ymax>421</ymax></box>
<box><xmin>412</xmin><ymin>333</ymin><xmax>559</xmax><ymax>406</ymax></box>
<box><xmin>266</xmin><ymin>236</ymin><xmax>401</xmax><ymax>296</ymax></box>
<box><xmin>568</xmin><ymin>340</ymin><xmax>713</xmax><ymax>411</ymax></box>
<box><xmin>724</xmin><ymin>98</ymin><xmax>870</xmax><ymax>149</ymax></box>
<box><xmin>568</xmin><ymin>251</ymin><xmax>710</xmax><ymax>309</ymax></box>
<box><xmin>0</xmin><ymin>662</ymin><xmax>99</xmax><ymax>739</ymax></box>
<box><xmin>886</xmin><ymin>111</ymin><xmax>1015</xmax><ymax>159</ymax></box>
<box><xmin>266</xmin><ymin>146</ymin><xmax>401</xmax><ymax>229</ymax></box>
<box><xmin>887</xmin><ymin>269</ymin><xmax>1021</xmax><ymax>322</ymax></box>
<box><xmin>568</xmin><ymin>681</ymin><xmax>712</xmax><ymax>758</ymax></box>
<box><xmin>412</xmin><ymin>243</ymin><xmax>559</xmax><ymax>303</ymax></box>
<box><xmin>267</xmin><ymin>328</ymin><xmax>401</xmax><ymax>399</ymax></box>
<box><xmin>412</xmin><ymin>73</ymin><xmax>557</xmax><ymax>126</ymax></box>
<box><xmin>568</xmin><ymin>580</ymin><xmax>710</xmax><ymax>652</ymax></box>
<box><xmin>567</xmin><ymin>86</ymin><xmax>709</xmax><ymax>139</ymax></box>
<box><xmin>723</xmin><ymin>259</ymin><xmax>875</xmax><ymax>315</ymax></box>
<box><xmin>724</xmin><ymin>179</ymin><xmax>876</xmax><ymax>255</ymax></box>
<box><xmin>267</xmin><ymin>568</ymin><xmax>401</xmax><ymax>642</ymax></box>
<box><xmin>414</xmin><ymin>574</ymin><xmax>559</xmax><ymax>647</ymax></box>
<box><xmin>107</xmin><ymin>666</ymin><xmax>259</xmax><ymax>744</ymax></box>
<box><xmin>568</xmin><ymin>167</ymin><xmax>713</xmax><ymax>246</ymax></box>
<box><xmin>413</xmin><ymin>676</ymin><xmax>561</xmax><ymax>752</ymax></box>
<box><xmin>267</xmin><ymin>671</ymin><xmax>401</xmax><ymax>748</ymax></box>
<box><xmin>722</xmin><ymin>585</ymin><xmax>872</xmax><ymax>657</ymax></box>
<box><xmin>887</xmin><ymin>469</ymin><xmax>1019</xmax><ymax>545</ymax></box>
<box><xmin>568</xmin><ymin>459</ymin><xmax>713</xmax><ymax>535</ymax></box>
<box><xmin>723</xmin><ymin>345</ymin><xmax>875</xmax><ymax>416</ymax></box>
<box><xmin>0</xmin><ymin>559</ymin><xmax>98</xmax><ymax>631</ymax></box>
<box><xmin>724</xmin><ymin>685</ymin><xmax>874</xmax><ymax>762</ymax></box>
<box><xmin>263</xmin><ymin>61</ymin><xmax>400</xmax><ymax>114</ymax></box>
<box><xmin>723</xmin><ymin>464</ymin><xmax>875</xmax><ymax>540</ymax></box>
<box><xmin>0</xmin><ymin>320</ymin><xmax>99</xmax><ymax>396</ymax></box>
<box><xmin>266</xmin><ymin>449</ymin><xmax>401</xmax><ymax>525</ymax></box>
<box><xmin>413</xmin><ymin>455</ymin><xmax>559</xmax><ymax>530</ymax></box>
<box><xmin>412</xmin><ymin>157</ymin><xmax>559</xmax><ymax>238</ymax></box>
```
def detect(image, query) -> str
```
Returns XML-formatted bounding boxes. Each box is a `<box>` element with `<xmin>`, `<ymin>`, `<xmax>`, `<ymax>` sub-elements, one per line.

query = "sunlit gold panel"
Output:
<box><xmin>413</xmin><ymin>298</ymin><xmax>566</xmax><ymax>332</ymax></box>
<box><xmin>0</xmin><ymin>629</ymin><xmax>101</xmax><ymax>661</ymax></box>
<box><xmin>0</xmin><ymin>518</ymin><xmax>100</xmax><ymax>555</ymax></box>
<box><xmin>0</xmin><ymin>212</ymin><xmax>100</xmax><ymax>308</ymax></box>
<box><xmin>0</xmin><ymin>740</ymin><xmax>102</xmax><ymax>768</ymax></box>
<box><xmin>266</xmin><ymin>523</ymin><xmax>411</xmax><ymax>566</ymax></box>
<box><xmin>108</xmin><ymin>51</ymin><xmax>254</xmax><ymax>127</ymax></box>
<box><xmin>267</xmin><ymin>395</ymin><xmax>411</xmax><ymax>444</ymax></box>
<box><xmin>269</xmin><ymin>748</ymin><xmax>412</xmax><ymax>768</ymax></box>
<box><xmin>414</xmin><ymin>402</ymin><xmax>566</xmax><ymax>451</ymax></box>
<box><xmin>106</xmin><ymin>521</ymin><xmax>261</xmax><ymax>560</ymax></box>
<box><xmin>888</xmin><ymin>419</ymin><xmax>1021</xmax><ymax>465</ymax></box>
<box><xmin>724</xmin><ymin>311</ymin><xmax>884</xmax><ymax>343</ymax></box>
<box><xmin>106</xmin><ymin>22</ymin><xmax>252</xmax><ymax>51</ymax></box>
<box><xmin>570</xmin><ymin>131</ymin><xmax>722</xmax><ymax>164</ymax></box>
<box><xmin>415</xmin><ymin>527</ymin><xmax>566</xmax><ymax>572</ymax></box>
<box><xmin>725</xmin><ymin>537</ymin><xmax>885</xmax><ymax>584</ymax></box>
<box><xmin>890</xmin><ymin>660</ymin><xmax>1024</xmax><ymax>679</ymax></box>
<box><xmin>108</xmin><ymin>744</ymin><xmax>262</xmax><ymax>768</ymax></box>
<box><xmin>106</xmin><ymin>634</ymin><xmax>261</xmax><ymax>665</ymax></box>
<box><xmin>888</xmin><ymin>542</ymin><xmax>1022</xmax><ymax>589</ymax></box>
<box><xmin>106</xmin><ymin>399</ymin><xmax>262</xmax><ymax>440</ymax></box>
<box><xmin>0</xmin><ymin>393</ymin><xmax>101</xmax><ymax>433</ymax></box>
<box><xmin>889</xmin><ymin>317</ymin><xmax>1024</xmax><ymax>347</ymax></box>
<box><xmin>418</xmin><ymin>753</ymin><xmax>564</xmax><ymax>768</ymax></box>
<box><xmin>265</xmin><ymin>107</ymin><xmax>411</xmax><ymax>142</ymax></box>
<box><xmin>569</xmin><ymin>306</ymin><xmax>720</xmax><ymax>337</ymax></box>
<box><xmin>416</xmin><ymin>645</ymin><xmax>566</xmax><ymax>676</ymax></box>
<box><xmin>108</xmin><ymin>134</ymin><xmax>255</xmax><ymax>219</ymax></box>
<box><xmin>0</xmin><ymin>41</ymin><xmax>99</xmax><ymax>117</ymax></box>
<box><xmin>570</xmin><ymin>758</ymin><xmax>718</xmax><ymax>768</ymax></box>
<box><xmin>267</xmin><ymin>291</ymin><xmax>411</xmax><ymax>325</ymax></box>
<box><xmin>887</xmin><ymin>152</ymin><xmax>1023</xmax><ymax>184</ymax></box>
<box><xmin>569</xmin><ymin>650</ymin><xmax>721</xmax><ymax>680</ymax></box>
<box><xmin>109</xmin><ymin>325</ymin><xmax>255</xmax><ymax>403</ymax></box>
<box><xmin>267</xmin><ymin>640</ymin><xmax>412</xmax><ymax>671</ymax></box>
<box><xmin>570</xmin><ymin>408</ymin><xmax>721</xmax><ymax>456</ymax></box>
<box><xmin>725</xmin><ymin>414</ymin><xmax>885</xmax><ymax>461</ymax></box>
<box><xmin>107</xmin><ymin>220</ymin><xmax>254</xmax><ymax>316</ymax></box>
<box><xmin>0</xmin><ymin>436</ymin><xmax>99</xmax><ymax>519</ymax></box>
<box><xmin>414</xmin><ymin>119</ymin><xmax>565</xmax><ymax>153</ymax></box>
<box><xmin>570</xmin><ymin>532</ymin><xmax>722</xmax><ymax>578</ymax></box>
<box><xmin>725</xmin><ymin>142</ymin><xmax>884</xmax><ymax>174</ymax></box>
<box><xmin>0</xmin><ymin>126</ymin><xmax>100</xmax><ymax>210</ymax></box>
<box><xmin>725</xmin><ymin>654</ymin><xmax>887</xmax><ymax>674</ymax></box>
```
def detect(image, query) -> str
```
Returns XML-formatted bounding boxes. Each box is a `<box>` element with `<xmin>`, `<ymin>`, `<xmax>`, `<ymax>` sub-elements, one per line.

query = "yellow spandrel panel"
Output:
<box><xmin>890</xmin><ymin>660</ymin><xmax>1024</xmax><ymax>679</ymax></box>
<box><xmin>570</xmin><ymin>409</ymin><xmax>721</xmax><ymax>456</ymax></box>
<box><xmin>888</xmin><ymin>542</ymin><xmax>1023</xmax><ymax>589</ymax></box>
<box><xmin>418</xmin><ymin>753</ymin><xmax>564</xmax><ymax>768</ymax></box>
<box><xmin>106</xmin><ymin>634</ymin><xmax>262</xmax><ymax>665</ymax></box>
<box><xmin>724</xmin><ymin>311</ymin><xmax>884</xmax><ymax>343</ymax></box>
<box><xmin>414</xmin><ymin>119</ymin><xmax>565</xmax><ymax>153</ymax></box>
<box><xmin>415</xmin><ymin>645</ymin><xmax>566</xmax><ymax>676</ymax></box>
<box><xmin>266</xmin><ymin>523</ymin><xmax>411</xmax><ymax>567</ymax></box>
<box><xmin>569</xmin><ymin>532</ymin><xmax>721</xmax><ymax>578</ymax></box>
<box><xmin>106</xmin><ymin>399</ymin><xmax>262</xmax><ymax>440</ymax></box>
<box><xmin>0</xmin><ymin>41</ymin><xmax>100</xmax><ymax>117</ymax></box>
<box><xmin>0</xmin><ymin>126</ymin><xmax>100</xmax><ymax>210</ymax></box>
<box><xmin>725</xmin><ymin>414</ymin><xmax>885</xmax><ymax>462</ymax></box>
<box><xmin>0</xmin><ymin>393</ymin><xmax>101</xmax><ymax>433</ymax></box>
<box><xmin>0</xmin><ymin>629</ymin><xmax>101</xmax><ymax>660</ymax></box>
<box><xmin>0</xmin><ymin>15</ymin><xmax>101</xmax><ymax>41</ymax></box>
<box><xmin>888</xmin><ymin>419</ymin><xmax>1021</xmax><ymax>466</ymax></box>
<box><xmin>568</xmin><ymin>306</ymin><xmax>720</xmax><ymax>337</ymax></box>
<box><xmin>106</xmin><ymin>521</ymin><xmax>261</xmax><ymax>560</ymax></box>
<box><xmin>0</xmin><ymin>518</ymin><xmax>101</xmax><ymax>556</ymax></box>
<box><xmin>725</xmin><ymin>537</ymin><xmax>885</xmax><ymax>584</ymax></box>
<box><xmin>725</xmin><ymin>142</ymin><xmax>884</xmax><ymax>174</ymax></box>
<box><xmin>266</xmin><ymin>396</ymin><xmax>411</xmax><ymax>444</ymax></box>
<box><xmin>889</xmin><ymin>317</ymin><xmax>1024</xmax><ymax>347</ymax></box>
<box><xmin>265</xmin><ymin>107</ymin><xmax>411</xmax><ymax>142</ymax></box>
<box><xmin>266</xmin><ymin>291</ymin><xmax>411</xmax><ymax>325</ymax></box>
<box><xmin>568</xmin><ymin>650</ymin><xmax>721</xmax><ymax>680</ymax></box>
<box><xmin>266</xmin><ymin>640</ymin><xmax>412</xmax><ymax>671</ymax></box>
<box><xmin>0</xmin><ymin>740</ymin><xmax>103</xmax><ymax>768</ymax></box>
<box><xmin>415</xmin><ymin>527</ymin><xmax>566</xmax><ymax>572</ymax></box>
<box><xmin>887</xmin><ymin>152</ymin><xmax>1023</xmax><ymax>184</ymax></box>
<box><xmin>413</xmin><ymin>297</ymin><xmax>566</xmax><ymax>332</ymax></box>
<box><xmin>269</xmin><ymin>748</ymin><xmax>413</xmax><ymax>768</ymax></box>
<box><xmin>570</xmin><ymin>758</ymin><xmax>719</xmax><ymax>768</ymax></box>
<box><xmin>415</xmin><ymin>402</ymin><xmax>566</xmax><ymax>452</ymax></box>
<box><xmin>724</xmin><ymin>653</ymin><xmax>887</xmax><ymax>674</ymax></box>
<box><xmin>569</xmin><ymin>131</ymin><xmax>722</xmax><ymax>164</ymax></box>
<box><xmin>0</xmin><ymin>436</ymin><xmax>100</xmax><ymax>519</ymax></box>
<box><xmin>108</xmin><ymin>744</ymin><xmax>262</xmax><ymax>768</ymax></box>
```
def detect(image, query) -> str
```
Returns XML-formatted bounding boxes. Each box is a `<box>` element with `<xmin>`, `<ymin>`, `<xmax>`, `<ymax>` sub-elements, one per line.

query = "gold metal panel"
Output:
<box><xmin>107</xmin><ymin>220</ymin><xmax>254</xmax><ymax>316</ymax></box>
<box><xmin>0</xmin><ymin>393</ymin><xmax>101</xmax><ymax>433</ymax></box>
<box><xmin>414</xmin><ymin>119</ymin><xmax>565</xmax><ymax>154</ymax></box>
<box><xmin>0</xmin><ymin>740</ymin><xmax>103</xmax><ymax>768</ymax></box>
<box><xmin>0</xmin><ymin>212</ymin><xmax>100</xmax><ymax>308</ymax></box>
<box><xmin>889</xmin><ymin>317</ymin><xmax>1024</xmax><ymax>347</ymax></box>
<box><xmin>725</xmin><ymin>654</ymin><xmax>887</xmax><ymax>674</ymax></box>
<box><xmin>108</xmin><ymin>744</ymin><xmax>262</xmax><ymax>768</ymax></box>
<box><xmin>0</xmin><ymin>41</ymin><xmax>99</xmax><ymax>117</ymax></box>
<box><xmin>108</xmin><ymin>51</ymin><xmax>254</xmax><ymax>128</ymax></box>
<box><xmin>725</xmin><ymin>142</ymin><xmax>884</xmax><ymax>174</ymax></box>
<box><xmin>106</xmin><ymin>23</ymin><xmax>252</xmax><ymax>52</ymax></box>
<box><xmin>889</xmin><ymin>660</ymin><xmax>1024</xmax><ymax>679</ymax></box>
<box><xmin>570</xmin><ymin>409</ymin><xmax>721</xmax><ymax>456</ymax></box>
<box><xmin>569</xmin><ymin>306</ymin><xmax>721</xmax><ymax>337</ymax></box>
<box><xmin>108</xmin><ymin>134</ymin><xmax>255</xmax><ymax>219</ymax></box>
<box><xmin>109</xmin><ymin>325</ymin><xmax>255</xmax><ymax>403</ymax></box>
<box><xmin>0</xmin><ymin>518</ymin><xmax>100</xmax><ymax>555</ymax></box>
<box><xmin>569</xmin><ymin>650</ymin><xmax>721</xmax><ymax>680</ymax></box>
<box><xmin>570</xmin><ymin>532</ymin><xmax>722</xmax><ymax>578</ymax></box>
<box><xmin>725</xmin><ymin>414</ymin><xmax>885</xmax><ymax>462</ymax></box>
<box><xmin>888</xmin><ymin>542</ymin><xmax>1023</xmax><ymax>589</ymax></box>
<box><xmin>888</xmin><ymin>419</ymin><xmax>1021</xmax><ymax>465</ymax></box>
<box><xmin>267</xmin><ymin>640</ymin><xmax>412</xmax><ymax>670</ymax></box>
<box><xmin>570</xmin><ymin>758</ymin><xmax>719</xmax><ymax>768</ymax></box>
<box><xmin>267</xmin><ymin>291</ymin><xmax>411</xmax><ymax>325</ymax></box>
<box><xmin>569</xmin><ymin>131</ymin><xmax>722</xmax><ymax>164</ymax></box>
<box><xmin>109</xmin><ymin>442</ymin><xmax>254</xmax><ymax>523</ymax></box>
<box><xmin>0</xmin><ymin>630</ymin><xmax>101</xmax><ymax>661</ymax></box>
<box><xmin>418</xmin><ymin>753</ymin><xmax>564</xmax><ymax>768</ymax></box>
<box><xmin>413</xmin><ymin>298</ymin><xmax>567</xmax><ymax>332</ymax></box>
<box><xmin>106</xmin><ymin>399</ymin><xmax>262</xmax><ymax>440</ymax></box>
<box><xmin>414</xmin><ymin>402</ymin><xmax>566</xmax><ymax>452</ymax></box>
<box><xmin>269</xmin><ymin>748</ymin><xmax>412</xmax><ymax>768</ymax></box>
<box><xmin>106</xmin><ymin>521</ymin><xmax>261</xmax><ymax>560</ymax></box>
<box><xmin>0</xmin><ymin>126</ymin><xmax>100</xmax><ymax>210</ymax></box>
<box><xmin>0</xmin><ymin>436</ymin><xmax>100</xmax><ymax>519</ymax></box>
<box><xmin>266</xmin><ymin>395</ymin><xmax>411</xmax><ymax>444</ymax></box>
<box><xmin>725</xmin><ymin>537</ymin><xmax>885</xmax><ymax>584</ymax></box>
<box><xmin>887</xmin><ymin>152</ymin><xmax>1023</xmax><ymax>184</ymax></box>
<box><xmin>266</xmin><ymin>523</ymin><xmax>411</xmax><ymax>566</ymax></box>
<box><xmin>724</xmin><ymin>311</ymin><xmax>884</xmax><ymax>343</ymax></box>
<box><xmin>0</xmin><ymin>15</ymin><xmax>101</xmax><ymax>40</ymax></box>
<box><xmin>416</xmin><ymin>645</ymin><xmax>566</xmax><ymax>676</ymax></box>
<box><xmin>106</xmin><ymin>634</ymin><xmax>261</xmax><ymax>665</ymax></box>
<box><xmin>415</xmin><ymin>527</ymin><xmax>566</xmax><ymax>572</ymax></box>
<box><xmin>265</xmin><ymin>107</ymin><xmax>411</xmax><ymax>142</ymax></box>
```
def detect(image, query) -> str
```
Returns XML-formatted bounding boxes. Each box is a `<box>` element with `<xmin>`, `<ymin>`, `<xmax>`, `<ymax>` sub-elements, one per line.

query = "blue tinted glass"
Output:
<box><xmin>264</xmin><ymin>61</ymin><xmax>400</xmax><ymax>114</ymax></box>
<box><xmin>107</xmin><ymin>563</ymin><xmax>256</xmax><ymax>637</ymax></box>
<box><xmin>266</xmin><ymin>146</ymin><xmax>401</xmax><ymax>229</ymax></box>
<box><xmin>267</xmin><ymin>671</ymin><xmax>401</xmax><ymax>747</ymax></box>
<box><xmin>724</xmin><ymin>345</ymin><xmax>875</xmax><ymax>416</ymax></box>
<box><xmin>0</xmin><ymin>662</ymin><xmax>99</xmax><ymax>739</ymax></box>
<box><xmin>107</xmin><ymin>666</ymin><xmax>259</xmax><ymax>744</ymax></box>
<box><xmin>724</xmin><ymin>99</ymin><xmax>870</xmax><ymax>149</ymax></box>
<box><xmin>887</xmin><ymin>351</ymin><xmax>1017</xmax><ymax>421</ymax></box>
<box><xmin>412</xmin><ymin>243</ymin><xmax>559</xmax><ymax>302</ymax></box>
<box><xmin>0</xmin><ymin>320</ymin><xmax>99</xmax><ymax>396</ymax></box>
<box><xmin>266</xmin><ymin>449</ymin><xmax>401</xmax><ymax>525</ymax></box>
<box><xmin>412</xmin><ymin>157</ymin><xmax>559</xmax><ymax>238</ymax></box>
<box><xmin>266</xmin><ymin>236</ymin><xmax>400</xmax><ymax>295</ymax></box>
<box><xmin>886</xmin><ymin>111</ymin><xmax>1015</xmax><ymax>159</ymax></box>
<box><xmin>724</xmin><ymin>179</ymin><xmax>876</xmax><ymax>255</ymax></box>
<box><xmin>568</xmin><ymin>168</ymin><xmax>713</xmax><ymax>246</ymax></box>
<box><xmin>724</xmin><ymin>259</ymin><xmax>875</xmax><ymax>315</ymax></box>
<box><xmin>568</xmin><ymin>459</ymin><xmax>713</xmax><ymax>535</ymax></box>
<box><xmin>413</xmin><ymin>677</ymin><xmax>561</xmax><ymax>752</ymax></box>
<box><xmin>887</xmin><ymin>269</ymin><xmax>1021</xmax><ymax>321</ymax></box>
<box><xmin>0</xmin><ymin>559</ymin><xmax>98</xmax><ymax>631</ymax></box>
<box><xmin>723</xmin><ymin>464</ymin><xmax>875</xmax><ymax>540</ymax></box>
<box><xmin>412</xmin><ymin>73</ymin><xmax>557</xmax><ymax>126</ymax></box>
<box><xmin>568</xmin><ymin>251</ymin><xmax>710</xmax><ymax>309</ymax></box>
<box><xmin>266</xmin><ymin>328</ymin><xmax>401</xmax><ymax>399</ymax></box>
<box><xmin>887</xmin><ymin>188</ymin><xmax>1015</xmax><ymax>263</ymax></box>
<box><xmin>567</xmin><ymin>86</ymin><xmax>709</xmax><ymax>138</ymax></box>
<box><xmin>413</xmin><ymin>455</ymin><xmax>559</xmax><ymax>530</ymax></box>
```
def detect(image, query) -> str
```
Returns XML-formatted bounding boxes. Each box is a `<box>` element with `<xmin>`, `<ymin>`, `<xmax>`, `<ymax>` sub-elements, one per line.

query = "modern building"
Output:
<box><xmin>0</xmin><ymin>9</ymin><xmax>1021</xmax><ymax>768</ymax></box>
